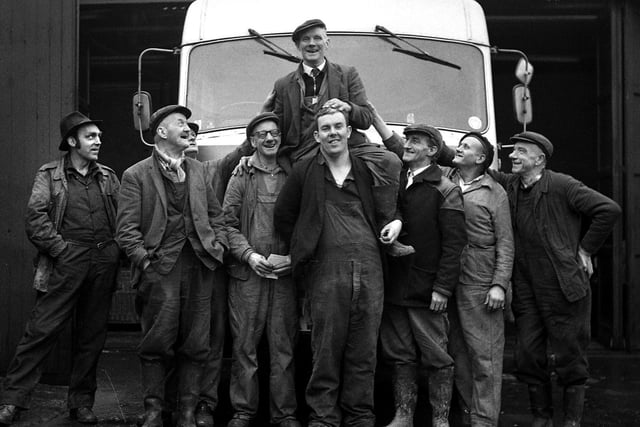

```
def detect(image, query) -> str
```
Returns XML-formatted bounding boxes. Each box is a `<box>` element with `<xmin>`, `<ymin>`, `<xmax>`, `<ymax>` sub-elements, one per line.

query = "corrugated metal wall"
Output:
<box><xmin>0</xmin><ymin>0</ymin><xmax>78</xmax><ymax>372</ymax></box>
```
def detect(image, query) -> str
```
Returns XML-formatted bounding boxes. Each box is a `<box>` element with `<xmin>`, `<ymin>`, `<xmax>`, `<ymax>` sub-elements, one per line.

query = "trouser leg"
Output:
<box><xmin>67</xmin><ymin>243</ymin><xmax>120</xmax><ymax>409</ymax></box>
<box><xmin>349</xmin><ymin>142</ymin><xmax>402</xmax><ymax>226</ymax></box>
<box><xmin>267</xmin><ymin>276</ymin><xmax>299</xmax><ymax>424</ymax></box>
<box><xmin>447</xmin><ymin>295</ymin><xmax>472</xmax><ymax>421</ymax></box>
<box><xmin>456</xmin><ymin>285</ymin><xmax>504</xmax><ymax>426</ymax></box>
<box><xmin>0</xmin><ymin>245</ymin><xmax>91</xmax><ymax>409</ymax></box>
<box><xmin>228</xmin><ymin>275</ymin><xmax>268</xmax><ymax>420</ymax></box>
<box><xmin>306</xmin><ymin>261</ymin><xmax>358</xmax><ymax>427</ymax></box>
<box><xmin>340</xmin><ymin>261</ymin><xmax>383</xmax><ymax>427</ymax></box>
<box><xmin>199</xmin><ymin>268</ymin><xmax>228</xmax><ymax>410</ymax></box>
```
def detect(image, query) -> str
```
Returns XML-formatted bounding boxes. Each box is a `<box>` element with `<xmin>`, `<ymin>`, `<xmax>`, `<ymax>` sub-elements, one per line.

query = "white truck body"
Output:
<box><xmin>178</xmin><ymin>0</ymin><xmax>496</xmax><ymax>163</ymax></box>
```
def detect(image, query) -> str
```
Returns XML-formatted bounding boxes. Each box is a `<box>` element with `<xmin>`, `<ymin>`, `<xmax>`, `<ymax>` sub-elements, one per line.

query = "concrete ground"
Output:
<box><xmin>2</xmin><ymin>330</ymin><xmax>640</xmax><ymax>427</ymax></box>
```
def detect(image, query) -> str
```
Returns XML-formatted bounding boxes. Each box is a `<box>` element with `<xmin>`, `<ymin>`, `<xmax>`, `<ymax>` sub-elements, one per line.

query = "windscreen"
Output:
<box><xmin>186</xmin><ymin>34</ymin><xmax>487</xmax><ymax>133</ymax></box>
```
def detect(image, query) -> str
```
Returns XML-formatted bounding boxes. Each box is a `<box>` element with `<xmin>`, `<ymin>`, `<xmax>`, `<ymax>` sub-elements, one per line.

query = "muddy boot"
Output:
<box><xmin>385</xmin><ymin>364</ymin><xmax>418</xmax><ymax>427</ymax></box>
<box><xmin>176</xmin><ymin>394</ymin><xmax>198</xmax><ymax>427</ymax></box>
<box><xmin>142</xmin><ymin>397</ymin><xmax>164</xmax><ymax>427</ymax></box>
<box><xmin>176</xmin><ymin>362</ymin><xmax>202</xmax><ymax>427</ymax></box>
<box><xmin>562</xmin><ymin>385</ymin><xmax>585</xmax><ymax>427</ymax></box>
<box><xmin>528</xmin><ymin>383</ymin><xmax>554</xmax><ymax>427</ymax></box>
<box><xmin>429</xmin><ymin>366</ymin><xmax>454</xmax><ymax>427</ymax></box>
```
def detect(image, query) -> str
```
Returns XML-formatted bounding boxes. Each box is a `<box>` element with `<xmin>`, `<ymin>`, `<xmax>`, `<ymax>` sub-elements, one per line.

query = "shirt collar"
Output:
<box><xmin>408</xmin><ymin>164</ymin><xmax>431</xmax><ymax>178</ymax></box>
<box><xmin>303</xmin><ymin>60</ymin><xmax>326</xmax><ymax>76</ymax></box>
<box><xmin>64</xmin><ymin>154</ymin><xmax>98</xmax><ymax>176</ymax></box>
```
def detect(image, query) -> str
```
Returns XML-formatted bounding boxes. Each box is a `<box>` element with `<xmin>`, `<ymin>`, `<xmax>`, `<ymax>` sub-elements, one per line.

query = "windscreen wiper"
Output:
<box><xmin>375</xmin><ymin>25</ymin><xmax>461</xmax><ymax>70</ymax></box>
<box><xmin>248</xmin><ymin>28</ymin><xmax>301</xmax><ymax>64</ymax></box>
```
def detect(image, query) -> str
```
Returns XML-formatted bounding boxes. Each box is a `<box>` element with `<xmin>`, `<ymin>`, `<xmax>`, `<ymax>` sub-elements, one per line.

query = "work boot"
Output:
<box><xmin>385</xmin><ymin>364</ymin><xmax>418</xmax><ymax>427</ymax></box>
<box><xmin>176</xmin><ymin>362</ymin><xmax>203</xmax><ymax>427</ymax></box>
<box><xmin>226</xmin><ymin>415</ymin><xmax>251</xmax><ymax>427</ymax></box>
<box><xmin>429</xmin><ymin>366</ymin><xmax>454</xmax><ymax>427</ymax></box>
<box><xmin>0</xmin><ymin>404</ymin><xmax>19</xmax><ymax>425</ymax></box>
<box><xmin>562</xmin><ymin>385</ymin><xmax>585</xmax><ymax>427</ymax></box>
<box><xmin>195</xmin><ymin>401</ymin><xmax>214</xmax><ymax>427</ymax></box>
<box><xmin>142</xmin><ymin>397</ymin><xmax>164</xmax><ymax>427</ymax></box>
<box><xmin>528</xmin><ymin>383</ymin><xmax>554</xmax><ymax>427</ymax></box>
<box><xmin>70</xmin><ymin>406</ymin><xmax>98</xmax><ymax>424</ymax></box>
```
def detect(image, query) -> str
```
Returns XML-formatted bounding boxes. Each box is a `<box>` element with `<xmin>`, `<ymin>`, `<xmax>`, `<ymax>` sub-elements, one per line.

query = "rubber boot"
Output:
<box><xmin>141</xmin><ymin>397</ymin><xmax>164</xmax><ymax>427</ymax></box>
<box><xmin>176</xmin><ymin>362</ymin><xmax>202</xmax><ymax>427</ymax></box>
<box><xmin>562</xmin><ymin>385</ymin><xmax>585</xmax><ymax>427</ymax></box>
<box><xmin>385</xmin><ymin>364</ymin><xmax>418</xmax><ymax>427</ymax></box>
<box><xmin>528</xmin><ymin>383</ymin><xmax>554</xmax><ymax>427</ymax></box>
<box><xmin>429</xmin><ymin>366</ymin><xmax>454</xmax><ymax>427</ymax></box>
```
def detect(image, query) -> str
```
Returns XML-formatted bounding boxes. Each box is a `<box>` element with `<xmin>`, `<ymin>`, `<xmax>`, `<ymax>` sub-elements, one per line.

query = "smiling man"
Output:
<box><xmin>0</xmin><ymin>112</ymin><xmax>120</xmax><ymax>425</ymax></box>
<box><xmin>263</xmin><ymin>18</ymin><xmax>403</xmax><ymax>237</ymax></box>
<box><xmin>442</xmin><ymin>132</ymin><xmax>514</xmax><ymax>427</ymax></box>
<box><xmin>223</xmin><ymin>113</ymin><xmax>300</xmax><ymax>427</ymax></box>
<box><xmin>485</xmin><ymin>131</ymin><xmax>621</xmax><ymax>427</ymax></box>
<box><xmin>274</xmin><ymin>107</ymin><xmax>385</xmax><ymax>427</ymax></box>
<box><xmin>377</xmin><ymin>124</ymin><xmax>467</xmax><ymax>427</ymax></box>
<box><xmin>116</xmin><ymin>105</ymin><xmax>228</xmax><ymax>427</ymax></box>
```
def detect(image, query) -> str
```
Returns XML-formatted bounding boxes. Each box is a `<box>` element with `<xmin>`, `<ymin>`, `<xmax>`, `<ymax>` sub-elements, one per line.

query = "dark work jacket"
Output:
<box><xmin>489</xmin><ymin>168</ymin><xmax>621</xmax><ymax>302</ymax></box>
<box><xmin>386</xmin><ymin>164</ymin><xmax>467</xmax><ymax>307</ymax></box>
<box><xmin>273</xmin><ymin>153</ymin><xmax>382</xmax><ymax>281</ymax></box>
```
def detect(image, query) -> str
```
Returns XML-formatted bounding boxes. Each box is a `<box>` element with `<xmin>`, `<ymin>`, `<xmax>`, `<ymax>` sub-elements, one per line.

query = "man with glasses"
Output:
<box><xmin>223</xmin><ymin>113</ymin><xmax>300</xmax><ymax>427</ymax></box>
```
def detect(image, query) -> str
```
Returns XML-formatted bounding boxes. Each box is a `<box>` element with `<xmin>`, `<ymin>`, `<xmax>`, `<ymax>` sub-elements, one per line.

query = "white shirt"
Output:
<box><xmin>406</xmin><ymin>164</ymin><xmax>431</xmax><ymax>189</ymax></box>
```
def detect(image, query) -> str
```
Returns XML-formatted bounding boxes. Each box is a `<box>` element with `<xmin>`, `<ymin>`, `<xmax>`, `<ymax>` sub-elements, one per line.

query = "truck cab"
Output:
<box><xmin>175</xmin><ymin>0</ymin><xmax>499</xmax><ymax>164</ymax></box>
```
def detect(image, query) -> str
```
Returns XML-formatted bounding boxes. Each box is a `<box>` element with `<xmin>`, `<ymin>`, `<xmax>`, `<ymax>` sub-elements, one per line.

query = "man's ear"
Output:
<box><xmin>314</xmin><ymin>130</ymin><xmax>320</xmax><ymax>143</ymax></box>
<box><xmin>476</xmin><ymin>153</ymin><xmax>486</xmax><ymax>166</ymax></box>
<box><xmin>157</xmin><ymin>125</ymin><xmax>167</xmax><ymax>139</ymax></box>
<box><xmin>67</xmin><ymin>136</ymin><xmax>77</xmax><ymax>148</ymax></box>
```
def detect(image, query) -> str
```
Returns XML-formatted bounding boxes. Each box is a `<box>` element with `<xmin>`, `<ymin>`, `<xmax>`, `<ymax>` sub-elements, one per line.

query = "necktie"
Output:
<box><xmin>406</xmin><ymin>170</ymin><xmax>414</xmax><ymax>189</ymax></box>
<box><xmin>310</xmin><ymin>68</ymin><xmax>320</xmax><ymax>96</ymax></box>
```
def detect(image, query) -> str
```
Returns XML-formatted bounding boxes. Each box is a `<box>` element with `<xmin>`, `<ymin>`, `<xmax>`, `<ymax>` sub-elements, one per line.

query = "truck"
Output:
<box><xmin>133</xmin><ymin>0</ymin><xmax>533</xmax><ymax>164</ymax></box>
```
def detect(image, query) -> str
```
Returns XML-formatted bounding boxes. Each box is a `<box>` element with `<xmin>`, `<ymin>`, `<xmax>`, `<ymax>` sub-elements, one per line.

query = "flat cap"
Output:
<box><xmin>149</xmin><ymin>105</ymin><xmax>192</xmax><ymax>137</ymax></box>
<box><xmin>246</xmin><ymin>112</ymin><xmax>279</xmax><ymax>139</ymax></box>
<box><xmin>510</xmin><ymin>130</ymin><xmax>553</xmax><ymax>159</ymax></box>
<box><xmin>404</xmin><ymin>123</ymin><xmax>444</xmax><ymax>154</ymax></box>
<box><xmin>292</xmin><ymin>19</ymin><xmax>326</xmax><ymax>43</ymax></box>
<box><xmin>187</xmin><ymin>122</ymin><xmax>199</xmax><ymax>134</ymax></box>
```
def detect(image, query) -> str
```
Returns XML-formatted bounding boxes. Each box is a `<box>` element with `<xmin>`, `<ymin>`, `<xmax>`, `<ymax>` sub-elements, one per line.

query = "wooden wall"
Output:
<box><xmin>0</xmin><ymin>0</ymin><xmax>78</xmax><ymax>372</ymax></box>
<box><xmin>622</xmin><ymin>0</ymin><xmax>640</xmax><ymax>350</ymax></box>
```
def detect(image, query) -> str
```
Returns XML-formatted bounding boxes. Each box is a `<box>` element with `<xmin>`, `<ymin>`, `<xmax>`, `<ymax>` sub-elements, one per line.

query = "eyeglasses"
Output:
<box><xmin>252</xmin><ymin>129</ymin><xmax>281</xmax><ymax>140</ymax></box>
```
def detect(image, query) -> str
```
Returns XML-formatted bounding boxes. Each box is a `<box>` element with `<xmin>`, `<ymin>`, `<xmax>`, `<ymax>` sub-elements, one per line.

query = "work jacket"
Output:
<box><xmin>386</xmin><ymin>164</ymin><xmax>467</xmax><ymax>307</ymax></box>
<box><xmin>489</xmin><ymin>169</ymin><xmax>621</xmax><ymax>302</ymax></box>
<box><xmin>25</xmin><ymin>156</ymin><xmax>119</xmax><ymax>291</ymax></box>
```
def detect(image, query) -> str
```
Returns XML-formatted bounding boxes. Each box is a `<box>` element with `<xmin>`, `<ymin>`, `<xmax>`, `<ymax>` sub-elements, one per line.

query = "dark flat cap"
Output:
<box><xmin>510</xmin><ymin>130</ymin><xmax>553</xmax><ymax>159</ymax></box>
<box><xmin>149</xmin><ymin>105</ymin><xmax>192</xmax><ymax>138</ymax></box>
<box><xmin>59</xmin><ymin>111</ymin><xmax>102</xmax><ymax>151</ymax></box>
<box><xmin>404</xmin><ymin>123</ymin><xmax>444</xmax><ymax>154</ymax></box>
<box><xmin>246</xmin><ymin>112</ymin><xmax>279</xmax><ymax>139</ymax></box>
<box><xmin>292</xmin><ymin>19</ymin><xmax>326</xmax><ymax>43</ymax></box>
<box><xmin>187</xmin><ymin>122</ymin><xmax>199</xmax><ymax>134</ymax></box>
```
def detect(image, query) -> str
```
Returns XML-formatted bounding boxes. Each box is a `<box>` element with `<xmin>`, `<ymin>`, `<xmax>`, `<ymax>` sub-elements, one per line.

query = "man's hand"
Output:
<box><xmin>247</xmin><ymin>253</ymin><xmax>274</xmax><ymax>278</ymax></box>
<box><xmin>323</xmin><ymin>98</ymin><xmax>352</xmax><ymax>114</ymax></box>
<box><xmin>430</xmin><ymin>291</ymin><xmax>448</xmax><ymax>313</ymax></box>
<box><xmin>272</xmin><ymin>254</ymin><xmax>292</xmax><ymax>277</ymax></box>
<box><xmin>484</xmin><ymin>285</ymin><xmax>505</xmax><ymax>311</ymax></box>
<box><xmin>380</xmin><ymin>220</ymin><xmax>402</xmax><ymax>245</ymax></box>
<box><xmin>231</xmin><ymin>156</ymin><xmax>253</xmax><ymax>177</ymax></box>
<box><xmin>578</xmin><ymin>246</ymin><xmax>593</xmax><ymax>278</ymax></box>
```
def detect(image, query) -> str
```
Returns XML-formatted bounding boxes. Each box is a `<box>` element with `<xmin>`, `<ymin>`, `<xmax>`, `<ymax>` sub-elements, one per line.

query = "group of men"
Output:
<box><xmin>0</xmin><ymin>17</ymin><xmax>621</xmax><ymax>427</ymax></box>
